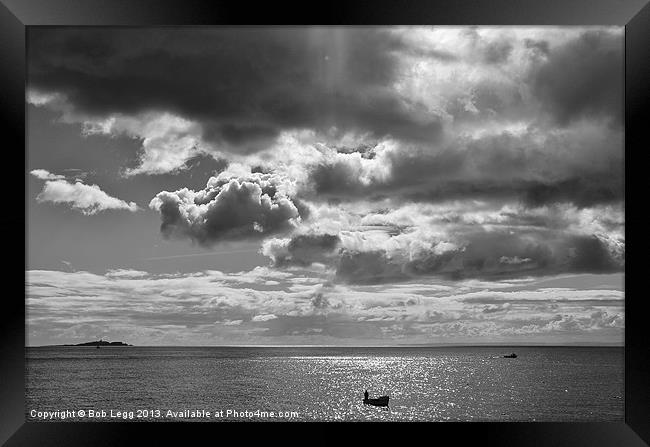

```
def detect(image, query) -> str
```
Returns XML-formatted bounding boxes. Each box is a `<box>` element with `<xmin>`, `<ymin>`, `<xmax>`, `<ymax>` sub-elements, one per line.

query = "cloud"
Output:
<box><xmin>105</xmin><ymin>269</ymin><xmax>149</xmax><ymax>278</ymax></box>
<box><xmin>149</xmin><ymin>169</ymin><xmax>305</xmax><ymax>246</ymax></box>
<box><xmin>336</xmin><ymin>250</ymin><xmax>410</xmax><ymax>284</ymax></box>
<box><xmin>26</xmin><ymin>268</ymin><xmax>624</xmax><ymax>346</ymax></box>
<box><xmin>26</xmin><ymin>26</ymin><xmax>625</xmax><ymax>332</ymax></box>
<box><xmin>30</xmin><ymin>169</ymin><xmax>66</xmax><ymax>181</ymax></box>
<box><xmin>251</xmin><ymin>314</ymin><xmax>278</xmax><ymax>322</ymax></box>
<box><xmin>305</xmin><ymin>123</ymin><xmax>623</xmax><ymax>208</ymax></box>
<box><xmin>28</xmin><ymin>27</ymin><xmax>622</xmax><ymax>180</ymax></box>
<box><xmin>500</xmin><ymin>256</ymin><xmax>531</xmax><ymax>265</ymax></box>
<box><xmin>482</xmin><ymin>303</ymin><xmax>512</xmax><ymax>314</ymax></box>
<box><xmin>258</xmin><ymin>201</ymin><xmax>624</xmax><ymax>284</ymax></box>
<box><xmin>87</xmin><ymin>113</ymin><xmax>205</xmax><ymax>177</ymax></box>
<box><xmin>222</xmin><ymin>319</ymin><xmax>243</xmax><ymax>326</ymax></box>
<box><xmin>529</xmin><ymin>30</ymin><xmax>623</xmax><ymax>126</ymax></box>
<box><xmin>344</xmin><ymin>231</ymin><xmax>622</xmax><ymax>284</ymax></box>
<box><xmin>261</xmin><ymin>233</ymin><xmax>341</xmax><ymax>267</ymax></box>
<box><xmin>27</xmin><ymin>28</ymin><xmax>448</xmax><ymax>175</ymax></box>
<box><xmin>32</xmin><ymin>171</ymin><xmax>138</xmax><ymax>215</ymax></box>
<box><xmin>310</xmin><ymin>292</ymin><xmax>331</xmax><ymax>310</ymax></box>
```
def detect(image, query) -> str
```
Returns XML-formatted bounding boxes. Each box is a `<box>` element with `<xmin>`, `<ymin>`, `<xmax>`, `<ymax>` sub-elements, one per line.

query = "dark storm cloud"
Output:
<box><xmin>332</xmin><ymin>232</ymin><xmax>623</xmax><ymax>285</ymax></box>
<box><xmin>262</xmin><ymin>233</ymin><xmax>341</xmax><ymax>267</ymax></box>
<box><xmin>401</xmin><ymin>176</ymin><xmax>622</xmax><ymax>209</ymax></box>
<box><xmin>181</xmin><ymin>153</ymin><xmax>229</xmax><ymax>175</ymax></box>
<box><xmin>308</xmin><ymin>128</ymin><xmax>623</xmax><ymax>208</ymax></box>
<box><xmin>530</xmin><ymin>30</ymin><xmax>623</xmax><ymax>126</ymax></box>
<box><xmin>201</xmin><ymin>123</ymin><xmax>279</xmax><ymax>154</ymax></box>
<box><xmin>28</xmin><ymin>28</ymin><xmax>623</xmax><ymax>208</ymax></box>
<box><xmin>568</xmin><ymin>235</ymin><xmax>624</xmax><ymax>273</ymax></box>
<box><xmin>309</xmin><ymin>160</ymin><xmax>368</xmax><ymax>197</ymax></box>
<box><xmin>27</xmin><ymin>28</ymin><xmax>444</xmax><ymax>150</ymax></box>
<box><xmin>521</xmin><ymin>177</ymin><xmax>623</xmax><ymax>208</ymax></box>
<box><xmin>149</xmin><ymin>173</ymin><xmax>304</xmax><ymax>246</ymax></box>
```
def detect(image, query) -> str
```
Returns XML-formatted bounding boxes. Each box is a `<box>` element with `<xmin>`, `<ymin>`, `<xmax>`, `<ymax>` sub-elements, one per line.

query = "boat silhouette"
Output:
<box><xmin>503</xmin><ymin>353</ymin><xmax>517</xmax><ymax>358</ymax></box>
<box><xmin>363</xmin><ymin>395</ymin><xmax>390</xmax><ymax>407</ymax></box>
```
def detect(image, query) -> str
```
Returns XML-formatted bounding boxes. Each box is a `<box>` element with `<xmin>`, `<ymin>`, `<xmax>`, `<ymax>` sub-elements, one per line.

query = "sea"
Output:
<box><xmin>25</xmin><ymin>346</ymin><xmax>623</xmax><ymax>422</ymax></box>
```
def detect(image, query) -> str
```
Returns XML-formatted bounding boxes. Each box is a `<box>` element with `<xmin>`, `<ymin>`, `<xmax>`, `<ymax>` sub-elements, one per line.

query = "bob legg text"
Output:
<box><xmin>89</xmin><ymin>410</ymin><xmax>134</xmax><ymax>419</ymax></box>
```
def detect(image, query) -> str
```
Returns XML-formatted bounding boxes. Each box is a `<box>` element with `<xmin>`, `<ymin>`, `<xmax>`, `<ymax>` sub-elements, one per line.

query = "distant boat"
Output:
<box><xmin>96</xmin><ymin>345</ymin><xmax>100</xmax><ymax>349</ymax></box>
<box><xmin>364</xmin><ymin>395</ymin><xmax>390</xmax><ymax>407</ymax></box>
<box><xmin>503</xmin><ymin>353</ymin><xmax>517</xmax><ymax>358</ymax></box>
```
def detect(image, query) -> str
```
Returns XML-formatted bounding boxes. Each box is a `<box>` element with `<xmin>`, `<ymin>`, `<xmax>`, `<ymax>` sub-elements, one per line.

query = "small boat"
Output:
<box><xmin>364</xmin><ymin>396</ymin><xmax>390</xmax><ymax>407</ymax></box>
<box><xmin>96</xmin><ymin>345</ymin><xmax>100</xmax><ymax>349</ymax></box>
<box><xmin>503</xmin><ymin>353</ymin><xmax>517</xmax><ymax>358</ymax></box>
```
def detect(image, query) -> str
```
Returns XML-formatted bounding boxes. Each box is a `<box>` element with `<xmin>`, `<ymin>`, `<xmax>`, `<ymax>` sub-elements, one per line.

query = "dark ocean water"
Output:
<box><xmin>25</xmin><ymin>346</ymin><xmax>623</xmax><ymax>422</ymax></box>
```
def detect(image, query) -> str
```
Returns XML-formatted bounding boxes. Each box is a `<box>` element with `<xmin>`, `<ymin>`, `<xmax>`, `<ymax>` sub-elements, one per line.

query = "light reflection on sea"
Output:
<box><xmin>26</xmin><ymin>346</ymin><xmax>623</xmax><ymax>421</ymax></box>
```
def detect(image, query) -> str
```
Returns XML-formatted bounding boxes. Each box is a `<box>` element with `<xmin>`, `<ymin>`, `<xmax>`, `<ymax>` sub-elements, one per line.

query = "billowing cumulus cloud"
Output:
<box><xmin>257</xmin><ymin>201</ymin><xmax>624</xmax><ymax>284</ymax></box>
<box><xmin>32</xmin><ymin>170</ymin><xmax>138</xmax><ymax>215</ymax></box>
<box><xmin>149</xmin><ymin>169</ymin><xmax>305</xmax><ymax>246</ymax></box>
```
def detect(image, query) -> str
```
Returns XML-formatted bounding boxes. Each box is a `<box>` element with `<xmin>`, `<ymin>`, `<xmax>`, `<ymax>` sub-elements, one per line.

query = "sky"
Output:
<box><xmin>26</xmin><ymin>26</ymin><xmax>624</xmax><ymax>346</ymax></box>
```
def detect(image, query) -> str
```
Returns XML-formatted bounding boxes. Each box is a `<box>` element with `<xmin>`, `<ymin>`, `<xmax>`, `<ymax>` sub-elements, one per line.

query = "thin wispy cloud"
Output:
<box><xmin>142</xmin><ymin>248</ymin><xmax>261</xmax><ymax>261</ymax></box>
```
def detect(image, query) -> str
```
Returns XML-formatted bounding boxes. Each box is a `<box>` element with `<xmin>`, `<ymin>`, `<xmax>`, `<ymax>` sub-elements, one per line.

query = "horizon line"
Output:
<box><xmin>28</xmin><ymin>343</ymin><xmax>625</xmax><ymax>348</ymax></box>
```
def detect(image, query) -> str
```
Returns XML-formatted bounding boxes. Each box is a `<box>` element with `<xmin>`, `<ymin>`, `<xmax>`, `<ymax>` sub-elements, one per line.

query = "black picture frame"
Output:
<box><xmin>2</xmin><ymin>0</ymin><xmax>648</xmax><ymax>444</ymax></box>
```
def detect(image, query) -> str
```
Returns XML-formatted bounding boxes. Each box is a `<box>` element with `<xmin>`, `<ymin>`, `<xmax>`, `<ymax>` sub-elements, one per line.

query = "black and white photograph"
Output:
<box><xmin>25</xmin><ymin>26</ymin><xmax>625</xmax><ymax>422</ymax></box>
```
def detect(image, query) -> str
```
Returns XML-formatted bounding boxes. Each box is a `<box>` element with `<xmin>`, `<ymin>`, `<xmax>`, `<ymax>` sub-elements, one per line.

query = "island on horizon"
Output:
<box><xmin>59</xmin><ymin>340</ymin><xmax>133</xmax><ymax>347</ymax></box>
